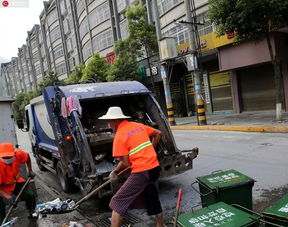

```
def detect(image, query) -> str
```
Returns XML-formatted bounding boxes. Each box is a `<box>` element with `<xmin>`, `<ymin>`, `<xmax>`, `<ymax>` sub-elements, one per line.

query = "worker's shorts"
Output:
<box><xmin>109</xmin><ymin>166</ymin><xmax>162</xmax><ymax>216</ymax></box>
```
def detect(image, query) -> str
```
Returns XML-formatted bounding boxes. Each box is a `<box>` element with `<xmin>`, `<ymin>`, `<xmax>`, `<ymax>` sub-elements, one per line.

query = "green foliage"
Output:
<box><xmin>66</xmin><ymin>64</ymin><xmax>85</xmax><ymax>84</ymax></box>
<box><xmin>125</xmin><ymin>2</ymin><xmax>158</xmax><ymax>58</ymax></box>
<box><xmin>12</xmin><ymin>93</ymin><xmax>26</xmax><ymax>121</ymax></box>
<box><xmin>80</xmin><ymin>53</ymin><xmax>109</xmax><ymax>82</ymax></box>
<box><xmin>208</xmin><ymin>0</ymin><xmax>288</xmax><ymax>41</ymax></box>
<box><xmin>107</xmin><ymin>39</ymin><xmax>139</xmax><ymax>81</ymax></box>
<box><xmin>107</xmin><ymin>55</ymin><xmax>139</xmax><ymax>81</ymax></box>
<box><xmin>39</xmin><ymin>71</ymin><xmax>65</xmax><ymax>89</ymax></box>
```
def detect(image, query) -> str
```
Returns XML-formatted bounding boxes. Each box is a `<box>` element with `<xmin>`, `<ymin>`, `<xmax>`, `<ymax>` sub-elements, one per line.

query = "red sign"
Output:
<box><xmin>106</xmin><ymin>52</ymin><xmax>116</xmax><ymax>64</ymax></box>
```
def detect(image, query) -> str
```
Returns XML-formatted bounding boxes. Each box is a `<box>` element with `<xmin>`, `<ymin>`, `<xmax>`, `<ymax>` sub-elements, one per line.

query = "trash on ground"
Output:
<box><xmin>1</xmin><ymin>217</ymin><xmax>18</xmax><ymax>227</ymax></box>
<box><xmin>35</xmin><ymin>198</ymin><xmax>76</xmax><ymax>215</ymax></box>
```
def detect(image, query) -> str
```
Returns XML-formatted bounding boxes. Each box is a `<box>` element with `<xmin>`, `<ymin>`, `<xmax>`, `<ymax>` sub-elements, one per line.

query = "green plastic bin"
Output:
<box><xmin>177</xmin><ymin>201</ymin><xmax>259</xmax><ymax>227</ymax></box>
<box><xmin>262</xmin><ymin>194</ymin><xmax>288</xmax><ymax>226</ymax></box>
<box><xmin>196</xmin><ymin>169</ymin><xmax>255</xmax><ymax>210</ymax></box>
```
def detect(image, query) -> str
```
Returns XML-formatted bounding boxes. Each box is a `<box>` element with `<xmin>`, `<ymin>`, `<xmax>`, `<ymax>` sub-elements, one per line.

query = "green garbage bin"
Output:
<box><xmin>177</xmin><ymin>201</ymin><xmax>259</xmax><ymax>227</ymax></box>
<box><xmin>196</xmin><ymin>169</ymin><xmax>255</xmax><ymax>210</ymax></box>
<box><xmin>262</xmin><ymin>194</ymin><xmax>288</xmax><ymax>227</ymax></box>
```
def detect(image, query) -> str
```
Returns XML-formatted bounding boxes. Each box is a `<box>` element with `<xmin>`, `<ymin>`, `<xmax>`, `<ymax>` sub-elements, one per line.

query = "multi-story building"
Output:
<box><xmin>1</xmin><ymin>0</ymin><xmax>287</xmax><ymax>115</ymax></box>
<box><xmin>155</xmin><ymin>0</ymin><xmax>288</xmax><ymax>114</ymax></box>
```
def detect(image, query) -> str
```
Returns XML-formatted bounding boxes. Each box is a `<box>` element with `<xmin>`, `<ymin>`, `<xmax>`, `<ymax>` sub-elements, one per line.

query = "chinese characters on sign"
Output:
<box><xmin>278</xmin><ymin>203</ymin><xmax>288</xmax><ymax>213</ymax></box>
<box><xmin>188</xmin><ymin>208</ymin><xmax>236</xmax><ymax>226</ymax></box>
<box><xmin>0</xmin><ymin>0</ymin><xmax>29</xmax><ymax>8</ymax></box>
<box><xmin>207</xmin><ymin>173</ymin><xmax>240</xmax><ymax>184</ymax></box>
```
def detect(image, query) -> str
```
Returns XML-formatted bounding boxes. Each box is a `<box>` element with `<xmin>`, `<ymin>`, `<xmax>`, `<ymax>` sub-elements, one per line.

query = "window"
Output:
<box><xmin>196</xmin><ymin>13</ymin><xmax>214</xmax><ymax>37</ymax></box>
<box><xmin>32</xmin><ymin>51</ymin><xmax>39</xmax><ymax>62</ymax></box>
<box><xmin>120</xmin><ymin>19</ymin><xmax>129</xmax><ymax>39</ymax></box>
<box><xmin>35</xmin><ymin>65</ymin><xmax>41</xmax><ymax>76</ymax></box>
<box><xmin>79</xmin><ymin>18</ymin><xmax>89</xmax><ymax>40</ymax></box>
<box><xmin>50</xmin><ymin>26</ymin><xmax>61</xmax><ymax>43</ymax></box>
<box><xmin>77</xmin><ymin>0</ymin><xmax>85</xmax><ymax>15</ymax></box>
<box><xmin>117</xmin><ymin>0</ymin><xmax>126</xmax><ymax>12</ymax></box>
<box><xmin>53</xmin><ymin>45</ymin><xmax>64</xmax><ymax>59</ymax></box>
<box><xmin>88</xmin><ymin>1</ymin><xmax>110</xmax><ymax>28</ymax></box>
<box><xmin>56</xmin><ymin>63</ymin><xmax>66</xmax><ymax>75</ymax></box>
<box><xmin>158</xmin><ymin>0</ymin><xmax>180</xmax><ymax>15</ymax></box>
<box><xmin>163</xmin><ymin>24</ymin><xmax>189</xmax><ymax>45</ymax></box>
<box><xmin>47</xmin><ymin>10</ymin><xmax>58</xmax><ymax>26</ymax></box>
<box><xmin>31</xmin><ymin>39</ymin><xmax>37</xmax><ymax>49</ymax></box>
<box><xmin>82</xmin><ymin>42</ymin><xmax>92</xmax><ymax>61</ymax></box>
<box><xmin>92</xmin><ymin>29</ymin><xmax>113</xmax><ymax>51</ymax></box>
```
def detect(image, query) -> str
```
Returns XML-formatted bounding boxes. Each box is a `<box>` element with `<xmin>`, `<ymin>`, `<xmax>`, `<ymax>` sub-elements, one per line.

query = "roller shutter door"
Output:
<box><xmin>238</xmin><ymin>64</ymin><xmax>275</xmax><ymax>111</ymax></box>
<box><xmin>209</xmin><ymin>71</ymin><xmax>233</xmax><ymax>111</ymax></box>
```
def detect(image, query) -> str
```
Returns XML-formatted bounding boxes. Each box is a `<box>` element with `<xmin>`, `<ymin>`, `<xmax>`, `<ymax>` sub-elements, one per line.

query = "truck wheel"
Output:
<box><xmin>56</xmin><ymin>161</ymin><xmax>74</xmax><ymax>193</ymax></box>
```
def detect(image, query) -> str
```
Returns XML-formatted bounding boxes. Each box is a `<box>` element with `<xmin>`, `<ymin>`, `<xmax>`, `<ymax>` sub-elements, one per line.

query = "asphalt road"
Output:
<box><xmin>15</xmin><ymin>129</ymin><xmax>288</xmax><ymax>225</ymax></box>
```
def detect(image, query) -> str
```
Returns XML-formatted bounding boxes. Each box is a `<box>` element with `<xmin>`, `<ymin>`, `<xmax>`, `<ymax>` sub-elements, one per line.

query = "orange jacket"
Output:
<box><xmin>113</xmin><ymin>120</ymin><xmax>159</xmax><ymax>173</ymax></box>
<box><xmin>0</xmin><ymin>149</ymin><xmax>28</xmax><ymax>195</ymax></box>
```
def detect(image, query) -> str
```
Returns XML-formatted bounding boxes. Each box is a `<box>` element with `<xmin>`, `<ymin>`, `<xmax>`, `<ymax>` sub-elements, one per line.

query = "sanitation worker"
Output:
<box><xmin>0</xmin><ymin>142</ymin><xmax>36</xmax><ymax>223</ymax></box>
<box><xmin>99</xmin><ymin>106</ymin><xmax>164</xmax><ymax>227</ymax></box>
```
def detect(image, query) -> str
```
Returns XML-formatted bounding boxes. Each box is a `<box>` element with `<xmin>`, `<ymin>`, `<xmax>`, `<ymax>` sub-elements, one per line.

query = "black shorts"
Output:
<box><xmin>145</xmin><ymin>166</ymin><xmax>162</xmax><ymax>215</ymax></box>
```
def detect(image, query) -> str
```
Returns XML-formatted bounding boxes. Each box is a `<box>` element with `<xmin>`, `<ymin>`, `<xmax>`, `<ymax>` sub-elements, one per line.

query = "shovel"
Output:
<box><xmin>72</xmin><ymin>167</ymin><xmax>130</xmax><ymax>210</ymax></box>
<box><xmin>1</xmin><ymin>177</ymin><xmax>32</xmax><ymax>226</ymax></box>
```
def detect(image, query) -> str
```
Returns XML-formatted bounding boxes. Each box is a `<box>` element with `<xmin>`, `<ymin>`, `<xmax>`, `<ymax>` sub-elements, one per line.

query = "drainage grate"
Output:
<box><xmin>95</xmin><ymin>213</ymin><xmax>142</xmax><ymax>227</ymax></box>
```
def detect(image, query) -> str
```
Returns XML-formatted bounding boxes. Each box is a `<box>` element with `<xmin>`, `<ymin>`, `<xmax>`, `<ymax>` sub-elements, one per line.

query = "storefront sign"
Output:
<box><xmin>176</xmin><ymin>42</ymin><xmax>190</xmax><ymax>56</ymax></box>
<box><xmin>203</xmin><ymin>72</ymin><xmax>211</xmax><ymax>104</ymax></box>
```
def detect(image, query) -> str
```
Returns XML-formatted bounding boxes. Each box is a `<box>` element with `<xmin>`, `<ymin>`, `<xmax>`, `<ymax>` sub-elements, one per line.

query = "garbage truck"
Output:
<box><xmin>18</xmin><ymin>81</ymin><xmax>198</xmax><ymax>196</ymax></box>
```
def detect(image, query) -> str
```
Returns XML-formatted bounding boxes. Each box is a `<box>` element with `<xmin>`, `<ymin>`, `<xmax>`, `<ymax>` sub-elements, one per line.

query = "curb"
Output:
<box><xmin>170</xmin><ymin>125</ymin><xmax>288</xmax><ymax>132</ymax></box>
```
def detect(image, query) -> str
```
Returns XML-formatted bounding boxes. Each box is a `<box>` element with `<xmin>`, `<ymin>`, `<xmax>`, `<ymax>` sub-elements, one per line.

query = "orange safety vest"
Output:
<box><xmin>0</xmin><ymin>149</ymin><xmax>28</xmax><ymax>195</ymax></box>
<box><xmin>113</xmin><ymin>120</ymin><xmax>159</xmax><ymax>173</ymax></box>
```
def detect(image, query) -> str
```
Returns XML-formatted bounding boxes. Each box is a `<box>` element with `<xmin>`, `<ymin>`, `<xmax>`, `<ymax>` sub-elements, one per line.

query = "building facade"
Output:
<box><xmin>1</xmin><ymin>0</ymin><xmax>287</xmax><ymax>114</ymax></box>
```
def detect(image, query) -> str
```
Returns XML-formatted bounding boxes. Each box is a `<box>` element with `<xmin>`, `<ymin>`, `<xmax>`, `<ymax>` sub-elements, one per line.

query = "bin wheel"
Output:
<box><xmin>56</xmin><ymin>161</ymin><xmax>74</xmax><ymax>193</ymax></box>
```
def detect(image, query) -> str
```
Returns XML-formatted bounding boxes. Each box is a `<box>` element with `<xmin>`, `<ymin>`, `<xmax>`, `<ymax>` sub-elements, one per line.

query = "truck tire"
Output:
<box><xmin>56</xmin><ymin>161</ymin><xmax>74</xmax><ymax>193</ymax></box>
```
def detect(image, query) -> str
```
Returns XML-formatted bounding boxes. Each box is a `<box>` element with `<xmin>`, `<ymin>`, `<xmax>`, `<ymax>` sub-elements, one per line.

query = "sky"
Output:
<box><xmin>0</xmin><ymin>0</ymin><xmax>45</xmax><ymax>61</ymax></box>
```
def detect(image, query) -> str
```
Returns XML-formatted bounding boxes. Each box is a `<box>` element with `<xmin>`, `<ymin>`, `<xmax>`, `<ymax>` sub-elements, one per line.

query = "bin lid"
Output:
<box><xmin>197</xmin><ymin>169</ymin><xmax>254</xmax><ymax>190</ymax></box>
<box><xmin>263</xmin><ymin>194</ymin><xmax>288</xmax><ymax>220</ymax></box>
<box><xmin>177</xmin><ymin>202</ymin><xmax>258</xmax><ymax>227</ymax></box>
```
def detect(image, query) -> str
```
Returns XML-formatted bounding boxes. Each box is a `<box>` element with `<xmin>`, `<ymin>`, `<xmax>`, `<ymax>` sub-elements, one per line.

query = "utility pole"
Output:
<box><xmin>184</xmin><ymin>0</ymin><xmax>207</xmax><ymax>125</ymax></box>
<box><xmin>152</xmin><ymin>0</ymin><xmax>176</xmax><ymax>126</ymax></box>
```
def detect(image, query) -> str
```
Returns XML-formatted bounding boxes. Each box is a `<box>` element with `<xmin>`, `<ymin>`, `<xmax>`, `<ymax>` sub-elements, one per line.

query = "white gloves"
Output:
<box><xmin>109</xmin><ymin>171</ymin><xmax>118</xmax><ymax>182</ymax></box>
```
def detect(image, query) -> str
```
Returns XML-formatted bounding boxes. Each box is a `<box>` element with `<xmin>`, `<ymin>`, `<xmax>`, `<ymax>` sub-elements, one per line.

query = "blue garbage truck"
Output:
<box><xmin>18</xmin><ymin>81</ymin><xmax>198</xmax><ymax>196</ymax></box>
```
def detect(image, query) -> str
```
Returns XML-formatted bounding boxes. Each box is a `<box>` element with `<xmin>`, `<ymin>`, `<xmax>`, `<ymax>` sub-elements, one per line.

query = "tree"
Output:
<box><xmin>66</xmin><ymin>64</ymin><xmax>85</xmax><ymax>84</ymax></box>
<box><xmin>12</xmin><ymin>93</ymin><xmax>26</xmax><ymax>121</ymax></box>
<box><xmin>80</xmin><ymin>53</ymin><xmax>109</xmax><ymax>82</ymax></box>
<box><xmin>39</xmin><ymin>71</ymin><xmax>65</xmax><ymax>89</ymax></box>
<box><xmin>125</xmin><ymin>3</ymin><xmax>158</xmax><ymax>92</ymax></box>
<box><xmin>107</xmin><ymin>39</ymin><xmax>139</xmax><ymax>81</ymax></box>
<box><xmin>208</xmin><ymin>0</ymin><xmax>288</xmax><ymax>120</ymax></box>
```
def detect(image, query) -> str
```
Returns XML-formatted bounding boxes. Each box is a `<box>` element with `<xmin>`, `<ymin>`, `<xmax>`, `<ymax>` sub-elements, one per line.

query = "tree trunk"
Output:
<box><xmin>266</xmin><ymin>34</ymin><xmax>283</xmax><ymax>121</ymax></box>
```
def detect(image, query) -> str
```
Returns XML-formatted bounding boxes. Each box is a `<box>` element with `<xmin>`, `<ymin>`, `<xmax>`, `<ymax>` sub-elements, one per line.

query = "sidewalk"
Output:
<box><xmin>172</xmin><ymin>111</ymin><xmax>288</xmax><ymax>132</ymax></box>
